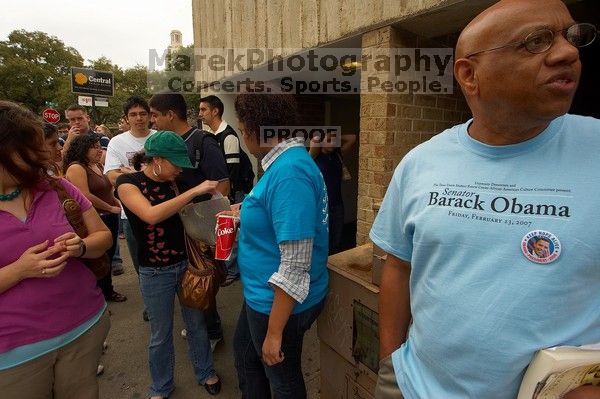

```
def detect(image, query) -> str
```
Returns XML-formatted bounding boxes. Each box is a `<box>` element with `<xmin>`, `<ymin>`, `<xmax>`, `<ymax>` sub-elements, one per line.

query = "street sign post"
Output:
<box><xmin>42</xmin><ymin>108</ymin><xmax>60</xmax><ymax>124</ymax></box>
<box><xmin>78</xmin><ymin>96</ymin><xmax>93</xmax><ymax>106</ymax></box>
<box><xmin>71</xmin><ymin>67</ymin><xmax>114</xmax><ymax>124</ymax></box>
<box><xmin>95</xmin><ymin>97</ymin><xmax>109</xmax><ymax>107</ymax></box>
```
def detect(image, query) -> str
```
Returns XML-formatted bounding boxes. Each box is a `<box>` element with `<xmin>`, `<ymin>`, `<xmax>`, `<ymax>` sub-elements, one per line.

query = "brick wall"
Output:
<box><xmin>356</xmin><ymin>25</ymin><xmax>471</xmax><ymax>245</ymax></box>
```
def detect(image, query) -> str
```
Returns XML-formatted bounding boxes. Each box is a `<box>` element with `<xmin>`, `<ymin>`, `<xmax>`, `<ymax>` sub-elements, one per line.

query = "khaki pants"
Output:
<box><xmin>0</xmin><ymin>310</ymin><xmax>110</xmax><ymax>399</ymax></box>
<box><xmin>375</xmin><ymin>354</ymin><xmax>404</xmax><ymax>399</ymax></box>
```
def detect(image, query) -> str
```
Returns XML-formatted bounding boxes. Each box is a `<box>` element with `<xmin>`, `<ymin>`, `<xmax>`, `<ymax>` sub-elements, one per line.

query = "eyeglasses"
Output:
<box><xmin>465</xmin><ymin>22</ymin><xmax>597</xmax><ymax>58</ymax></box>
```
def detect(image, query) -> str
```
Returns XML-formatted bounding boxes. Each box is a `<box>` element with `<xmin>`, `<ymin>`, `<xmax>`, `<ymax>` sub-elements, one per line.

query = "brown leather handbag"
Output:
<box><xmin>178</xmin><ymin>234</ymin><xmax>226</xmax><ymax>311</ymax></box>
<box><xmin>53</xmin><ymin>180</ymin><xmax>111</xmax><ymax>280</ymax></box>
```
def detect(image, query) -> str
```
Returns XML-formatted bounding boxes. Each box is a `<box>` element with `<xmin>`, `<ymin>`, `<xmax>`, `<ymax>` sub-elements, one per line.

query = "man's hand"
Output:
<box><xmin>262</xmin><ymin>331</ymin><xmax>285</xmax><ymax>366</ymax></box>
<box><xmin>67</xmin><ymin>125</ymin><xmax>81</xmax><ymax>140</ymax></box>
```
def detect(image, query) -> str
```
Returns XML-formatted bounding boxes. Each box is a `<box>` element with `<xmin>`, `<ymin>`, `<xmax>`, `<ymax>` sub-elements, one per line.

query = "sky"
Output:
<box><xmin>0</xmin><ymin>0</ymin><xmax>193</xmax><ymax>69</ymax></box>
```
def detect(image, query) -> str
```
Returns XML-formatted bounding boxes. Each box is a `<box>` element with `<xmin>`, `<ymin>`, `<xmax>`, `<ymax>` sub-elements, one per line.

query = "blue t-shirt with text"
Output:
<box><xmin>370</xmin><ymin>114</ymin><xmax>600</xmax><ymax>399</ymax></box>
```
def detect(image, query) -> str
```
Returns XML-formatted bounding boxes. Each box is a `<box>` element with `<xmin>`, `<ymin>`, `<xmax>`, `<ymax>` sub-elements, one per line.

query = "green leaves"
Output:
<box><xmin>0</xmin><ymin>30</ymin><xmax>83</xmax><ymax>112</ymax></box>
<box><xmin>0</xmin><ymin>30</ymin><xmax>201</xmax><ymax>127</ymax></box>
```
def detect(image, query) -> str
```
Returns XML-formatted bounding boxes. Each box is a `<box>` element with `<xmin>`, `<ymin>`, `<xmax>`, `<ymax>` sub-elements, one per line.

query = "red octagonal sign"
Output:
<box><xmin>43</xmin><ymin>108</ymin><xmax>60</xmax><ymax>124</ymax></box>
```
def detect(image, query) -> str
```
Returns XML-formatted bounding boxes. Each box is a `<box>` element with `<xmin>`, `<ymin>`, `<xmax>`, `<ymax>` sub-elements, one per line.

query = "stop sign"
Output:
<box><xmin>42</xmin><ymin>108</ymin><xmax>60</xmax><ymax>124</ymax></box>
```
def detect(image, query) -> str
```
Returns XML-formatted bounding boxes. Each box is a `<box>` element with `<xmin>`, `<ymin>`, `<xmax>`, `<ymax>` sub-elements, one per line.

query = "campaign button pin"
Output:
<box><xmin>521</xmin><ymin>230</ymin><xmax>561</xmax><ymax>264</ymax></box>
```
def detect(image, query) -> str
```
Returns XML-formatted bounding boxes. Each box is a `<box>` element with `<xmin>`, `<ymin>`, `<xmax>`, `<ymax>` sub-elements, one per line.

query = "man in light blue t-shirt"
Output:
<box><xmin>370</xmin><ymin>1</ymin><xmax>600</xmax><ymax>399</ymax></box>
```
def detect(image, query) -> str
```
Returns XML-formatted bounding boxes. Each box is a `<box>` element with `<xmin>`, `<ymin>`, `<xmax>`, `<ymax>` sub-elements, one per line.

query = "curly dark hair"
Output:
<box><xmin>131</xmin><ymin>150</ymin><xmax>153</xmax><ymax>171</ymax></box>
<box><xmin>62</xmin><ymin>134</ymin><xmax>101</xmax><ymax>174</ymax></box>
<box><xmin>234</xmin><ymin>92</ymin><xmax>298</xmax><ymax>143</ymax></box>
<box><xmin>0</xmin><ymin>101</ymin><xmax>51</xmax><ymax>189</ymax></box>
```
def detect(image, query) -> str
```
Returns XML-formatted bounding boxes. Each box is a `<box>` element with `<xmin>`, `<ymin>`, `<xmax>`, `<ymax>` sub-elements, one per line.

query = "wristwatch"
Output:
<box><xmin>79</xmin><ymin>240</ymin><xmax>87</xmax><ymax>258</ymax></box>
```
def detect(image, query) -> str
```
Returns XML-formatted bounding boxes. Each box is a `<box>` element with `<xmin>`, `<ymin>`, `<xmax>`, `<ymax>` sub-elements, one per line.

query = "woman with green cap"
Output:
<box><xmin>116</xmin><ymin>131</ymin><xmax>221</xmax><ymax>398</ymax></box>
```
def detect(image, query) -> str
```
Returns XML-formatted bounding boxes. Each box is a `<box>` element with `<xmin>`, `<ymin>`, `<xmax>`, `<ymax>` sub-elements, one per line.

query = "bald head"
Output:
<box><xmin>456</xmin><ymin>0</ymin><xmax>572</xmax><ymax>59</ymax></box>
<box><xmin>453</xmin><ymin>0</ymin><xmax>582</xmax><ymax>144</ymax></box>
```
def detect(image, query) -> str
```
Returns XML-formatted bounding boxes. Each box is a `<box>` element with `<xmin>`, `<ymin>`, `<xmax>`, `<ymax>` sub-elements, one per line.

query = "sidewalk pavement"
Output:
<box><xmin>99</xmin><ymin>241</ymin><xmax>321</xmax><ymax>398</ymax></box>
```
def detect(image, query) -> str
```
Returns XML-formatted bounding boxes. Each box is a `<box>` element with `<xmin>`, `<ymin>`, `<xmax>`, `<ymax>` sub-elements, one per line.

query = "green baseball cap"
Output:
<box><xmin>144</xmin><ymin>131</ymin><xmax>193</xmax><ymax>168</ymax></box>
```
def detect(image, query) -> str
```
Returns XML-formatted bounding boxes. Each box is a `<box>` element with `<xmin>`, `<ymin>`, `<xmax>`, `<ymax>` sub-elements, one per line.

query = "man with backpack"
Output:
<box><xmin>198</xmin><ymin>95</ymin><xmax>254</xmax><ymax>204</ymax></box>
<box><xmin>148</xmin><ymin>93</ymin><xmax>229</xmax><ymax>350</ymax></box>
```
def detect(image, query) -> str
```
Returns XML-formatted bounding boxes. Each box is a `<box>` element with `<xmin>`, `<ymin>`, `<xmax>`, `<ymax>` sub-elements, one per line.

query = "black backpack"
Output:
<box><xmin>185</xmin><ymin>128</ymin><xmax>219</xmax><ymax>169</ymax></box>
<box><xmin>217</xmin><ymin>126</ymin><xmax>255</xmax><ymax>194</ymax></box>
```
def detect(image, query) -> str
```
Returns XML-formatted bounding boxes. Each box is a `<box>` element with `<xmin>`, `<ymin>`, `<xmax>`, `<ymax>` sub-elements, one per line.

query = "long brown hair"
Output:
<box><xmin>0</xmin><ymin>101</ymin><xmax>52</xmax><ymax>189</ymax></box>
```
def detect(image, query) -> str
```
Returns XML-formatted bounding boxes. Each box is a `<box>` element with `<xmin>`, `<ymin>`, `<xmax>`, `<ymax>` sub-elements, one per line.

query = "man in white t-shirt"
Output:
<box><xmin>104</xmin><ymin>96</ymin><xmax>155</xmax><ymax>285</ymax></box>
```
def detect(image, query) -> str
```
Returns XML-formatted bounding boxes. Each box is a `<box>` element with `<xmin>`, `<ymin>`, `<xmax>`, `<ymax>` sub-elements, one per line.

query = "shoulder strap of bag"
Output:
<box><xmin>184</xmin><ymin>128</ymin><xmax>207</xmax><ymax>168</ymax></box>
<box><xmin>52</xmin><ymin>179</ymin><xmax>89</xmax><ymax>238</ymax></box>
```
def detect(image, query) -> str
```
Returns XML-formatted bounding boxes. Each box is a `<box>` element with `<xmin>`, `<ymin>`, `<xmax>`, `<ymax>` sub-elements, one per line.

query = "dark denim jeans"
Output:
<box><xmin>233</xmin><ymin>299</ymin><xmax>325</xmax><ymax>399</ymax></box>
<box><xmin>139</xmin><ymin>260</ymin><xmax>216</xmax><ymax>398</ymax></box>
<box><xmin>98</xmin><ymin>213</ymin><xmax>119</xmax><ymax>297</ymax></box>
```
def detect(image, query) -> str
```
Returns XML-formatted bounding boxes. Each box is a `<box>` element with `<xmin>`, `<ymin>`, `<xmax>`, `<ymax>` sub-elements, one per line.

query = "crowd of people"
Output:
<box><xmin>2</xmin><ymin>1</ymin><xmax>599</xmax><ymax>398</ymax></box>
<box><xmin>0</xmin><ymin>91</ymin><xmax>332</xmax><ymax>399</ymax></box>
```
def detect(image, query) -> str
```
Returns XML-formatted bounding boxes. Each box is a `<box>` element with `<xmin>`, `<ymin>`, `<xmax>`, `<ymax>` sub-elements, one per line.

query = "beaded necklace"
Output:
<box><xmin>0</xmin><ymin>187</ymin><xmax>22</xmax><ymax>201</ymax></box>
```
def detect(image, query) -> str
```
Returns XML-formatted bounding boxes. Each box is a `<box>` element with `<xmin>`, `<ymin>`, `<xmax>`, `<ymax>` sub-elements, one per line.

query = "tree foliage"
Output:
<box><xmin>85</xmin><ymin>57</ymin><xmax>150</xmax><ymax>124</ymax></box>
<box><xmin>0</xmin><ymin>30</ymin><xmax>83</xmax><ymax>112</ymax></box>
<box><xmin>0</xmin><ymin>30</ymin><xmax>203</xmax><ymax>127</ymax></box>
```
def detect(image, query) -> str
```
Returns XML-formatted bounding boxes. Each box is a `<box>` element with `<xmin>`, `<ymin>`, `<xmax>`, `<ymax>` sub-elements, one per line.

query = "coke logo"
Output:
<box><xmin>217</xmin><ymin>227</ymin><xmax>234</xmax><ymax>237</ymax></box>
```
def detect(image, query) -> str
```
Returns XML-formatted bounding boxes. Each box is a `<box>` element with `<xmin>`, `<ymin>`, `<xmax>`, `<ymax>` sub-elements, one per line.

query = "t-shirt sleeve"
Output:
<box><xmin>267</xmin><ymin>168</ymin><xmax>318</xmax><ymax>243</ymax></box>
<box><xmin>200</xmin><ymin>138</ymin><xmax>229</xmax><ymax>181</ymax></box>
<box><xmin>223</xmin><ymin>134</ymin><xmax>240</xmax><ymax>164</ymax></box>
<box><xmin>59</xmin><ymin>178</ymin><xmax>93</xmax><ymax>213</ymax></box>
<box><xmin>115</xmin><ymin>173</ymin><xmax>136</xmax><ymax>191</ymax></box>
<box><xmin>369</xmin><ymin>160</ymin><xmax>414</xmax><ymax>262</ymax></box>
<box><xmin>103</xmin><ymin>140</ymin><xmax>123</xmax><ymax>174</ymax></box>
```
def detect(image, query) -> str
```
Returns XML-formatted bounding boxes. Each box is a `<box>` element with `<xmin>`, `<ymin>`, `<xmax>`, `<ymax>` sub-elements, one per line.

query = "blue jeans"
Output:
<box><xmin>225</xmin><ymin>243</ymin><xmax>240</xmax><ymax>277</ymax></box>
<box><xmin>112</xmin><ymin>218</ymin><xmax>123</xmax><ymax>265</ymax></box>
<box><xmin>122</xmin><ymin>218</ymin><xmax>140</xmax><ymax>274</ymax></box>
<box><xmin>233</xmin><ymin>299</ymin><xmax>325</xmax><ymax>399</ymax></box>
<box><xmin>139</xmin><ymin>261</ymin><xmax>216</xmax><ymax>397</ymax></box>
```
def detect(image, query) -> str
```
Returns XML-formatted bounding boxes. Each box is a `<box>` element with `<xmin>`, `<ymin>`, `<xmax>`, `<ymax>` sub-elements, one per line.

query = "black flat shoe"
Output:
<box><xmin>203</xmin><ymin>377</ymin><xmax>221</xmax><ymax>396</ymax></box>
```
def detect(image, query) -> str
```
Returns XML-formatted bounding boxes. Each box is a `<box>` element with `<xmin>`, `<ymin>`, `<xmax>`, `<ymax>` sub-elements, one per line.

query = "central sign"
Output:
<box><xmin>71</xmin><ymin>67</ymin><xmax>114</xmax><ymax>97</ymax></box>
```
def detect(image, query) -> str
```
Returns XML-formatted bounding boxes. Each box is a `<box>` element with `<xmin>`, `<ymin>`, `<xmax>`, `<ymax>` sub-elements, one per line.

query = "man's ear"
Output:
<box><xmin>167</xmin><ymin>110</ymin><xmax>175</xmax><ymax>121</ymax></box>
<box><xmin>454</xmin><ymin>58</ymin><xmax>478</xmax><ymax>97</ymax></box>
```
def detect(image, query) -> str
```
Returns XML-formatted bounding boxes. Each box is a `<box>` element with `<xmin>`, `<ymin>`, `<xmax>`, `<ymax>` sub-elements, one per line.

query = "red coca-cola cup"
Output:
<box><xmin>215</xmin><ymin>215</ymin><xmax>238</xmax><ymax>260</ymax></box>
